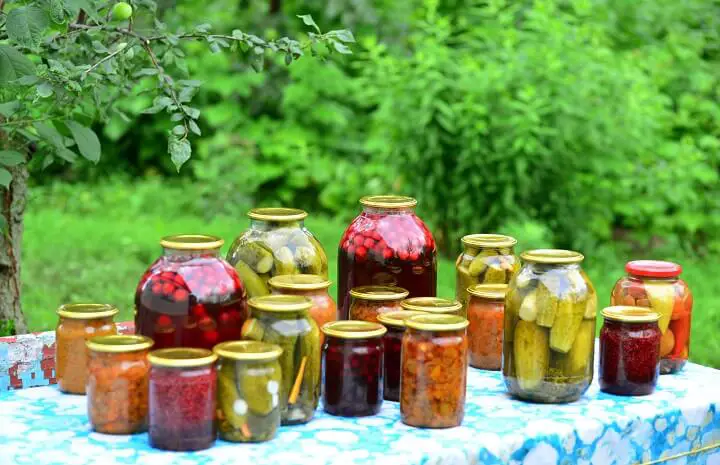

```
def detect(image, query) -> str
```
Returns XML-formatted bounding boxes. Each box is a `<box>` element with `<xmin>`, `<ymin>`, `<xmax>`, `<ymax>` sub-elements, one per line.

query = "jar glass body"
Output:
<box><xmin>503</xmin><ymin>262</ymin><xmax>597</xmax><ymax>403</ymax></box>
<box><xmin>600</xmin><ymin>319</ymin><xmax>661</xmax><ymax>395</ymax></box>
<box><xmin>271</xmin><ymin>287</ymin><xmax>336</xmax><ymax>345</ymax></box>
<box><xmin>135</xmin><ymin>248</ymin><xmax>247</xmax><ymax>350</ymax></box>
<box><xmin>349</xmin><ymin>297</ymin><xmax>404</xmax><ymax>323</ymax></box>
<box><xmin>611</xmin><ymin>274</ymin><xmax>692</xmax><ymax>374</ymax></box>
<box><xmin>382</xmin><ymin>326</ymin><xmax>404</xmax><ymax>401</ymax></box>
<box><xmin>338</xmin><ymin>206</ymin><xmax>437</xmax><ymax>320</ymax></box>
<box><xmin>467</xmin><ymin>295</ymin><xmax>504</xmax><ymax>370</ymax></box>
<box><xmin>456</xmin><ymin>242</ymin><xmax>519</xmax><ymax>317</ymax></box>
<box><xmin>56</xmin><ymin>316</ymin><xmax>117</xmax><ymax>394</ymax></box>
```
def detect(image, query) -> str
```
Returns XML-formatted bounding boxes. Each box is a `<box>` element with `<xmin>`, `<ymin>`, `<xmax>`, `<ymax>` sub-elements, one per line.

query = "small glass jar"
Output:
<box><xmin>349</xmin><ymin>286</ymin><xmax>409</xmax><ymax>323</ymax></box>
<box><xmin>599</xmin><ymin>306</ymin><xmax>662</xmax><ymax>396</ymax></box>
<box><xmin>241</xmin><ymin>295</ymin><xmax>320</xmax><ymax>425</ymax></box>
<box><xmin>55</xmin><ymin>304</ymin><xmax>119</xmax><ymax>394</ymax></box>
<box><xmin>400</xmin><ymin>297</ymin><xmax>462</xmax><ymax>315</ymax></box>
<box><xmin>214</xmin><ymin>341</ymin><xmax>283</xmax><ymax>442</ymax></box>
<box><xmin>148</xmin><ymin>348</ymin><xmax>218</xmax><ymax>451</ymax></box>
<box><xmin>321</xmin><ymin>321</ymin><xmax>386</xmax><ymax>417</ymax></box>
<box><xmin>456</xmin><ymin>234</ymin><xmax>519</xmax><ymax>317</ymax></box>
<box><xmin>86</xmin><ymin>335</ymin><xmax>154</xmax><ymax>434</ymax></box>
<box><xmin>401</xmin><ymin>314</ymin><xmax>469</xmax><ymax>428</ymax></box>
<box><xmin>611</xmin><ymin>260</ymin><xmax>692</xmax><ymax>374</ymax></box>
<box><xmin>376</xmin><ymin>311</ymin><xmax>423</xmax><ymax>401</ymax></box>
<box><xmin>467</xmin><ymin>284</ymin><xmax>508</xmax><ymax>370</ymax></box>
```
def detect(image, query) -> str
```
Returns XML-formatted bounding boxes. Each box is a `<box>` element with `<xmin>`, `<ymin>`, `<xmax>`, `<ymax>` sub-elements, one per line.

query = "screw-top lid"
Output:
<box><xmin>86</xmin><ymin>335</ymin><xmax>154</xmax><ymax>353</ymax></box>
<box><xmin>247</xmin><ymin>207</ymin><xmax>307</xmax><ymax>222</ymax></box>
<box><xmin>160</xmin><ymin>234</ymin><xmax>224</xmax><ymax>250</ymax></box>
<box><xmin>377</xmin><ymin>310</ymin><xmax>425</xmax><ymax>328</ymax></box>
<box><xmin>461</xmin><ymin>234</ymin><xmax>517</xmax><ymax>249</ymax></box>
<box><xmin>400</xmin><ymin>297</ymin><xmax>462</xmax><ymax>314</ymax></box>
<box><xmin>350</xmin><ymin>285</ymin><xmax>409</xmax><ymax>301</ymax></box>
<box><xmin>213</xmin><ymin>341</ymin><xmax>283</xmax><ymax>361</ymax></box>
<box><xmin>268</xmin><ymin>274</ymin><xmax>331</xmax><ymax>291</ymax></box>
<box><xmin>625</xmin><ymin>260</ymin><xmax>682</xmax><ymax>278</ymax></box>
<box><xmin>467</xmin><ymin>284</ymin><xmax>509</xmax><ymax>300</ymax></box>
<box><xmin>57</xmin><ymin>303</ymin><xmax>119</xmax><ymax>320</ymax></box>
<box><xmin>321</xmin><ymin>321</ymin><xmax>387</xmax><ymax>339</ymax></box>
<box><xmin>359</xmin><ymin>195</ymin><xmax>417</xmax><ymax>209</ymax></box>
<box><xmin>405</xmin><ymin>314</ymin><xmax>469</xmax><ymax>332</ymax></box>
<box><xmin>148</xmin><ymin>347</ymin><xmax>217</xmax><ymax>367</ymax></box>
<box><xmin>248</xmin><ymin>294</ymin><xmax>313</xmax><ymax>313</ymax></box>
<box><xmin>520</xmin><ymin>249</ymin><xmax>584</xmax><ymax>265</ymax></box>
<box><xmin>601</xmin><ymin>306</ymin><xmax>661</xmax><ymax>323</ymax></box>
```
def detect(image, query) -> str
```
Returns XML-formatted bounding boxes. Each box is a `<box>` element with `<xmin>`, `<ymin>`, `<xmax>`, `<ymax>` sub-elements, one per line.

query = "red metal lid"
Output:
<box><xmin>625</xmin><ymin>260</ymin><xmax>682</xmax><ymax>278</ymax></box>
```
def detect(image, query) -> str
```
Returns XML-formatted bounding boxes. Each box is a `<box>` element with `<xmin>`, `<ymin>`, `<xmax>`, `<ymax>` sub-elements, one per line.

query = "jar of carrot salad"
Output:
<box><xmin>466</xmin><ymin>284</ymin><xmax>508</xmax><ymax>370</ymax></box>
<box><xmin>349</xmin><ymin>286</ymin><xmax>408</xmax><ymax>323</ymax></box>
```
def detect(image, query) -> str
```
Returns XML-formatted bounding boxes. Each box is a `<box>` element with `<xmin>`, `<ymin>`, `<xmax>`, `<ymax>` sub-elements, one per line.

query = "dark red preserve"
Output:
<box><xmin>376</xmin><ymin>311</ymin><xmax>423</xmax><ymax>401</ymax></box>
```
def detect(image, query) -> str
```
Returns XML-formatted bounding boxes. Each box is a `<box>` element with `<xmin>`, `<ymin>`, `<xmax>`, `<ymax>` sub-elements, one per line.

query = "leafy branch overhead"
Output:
<box><xmin>0</xmin><ymin>1</ymin><xmax>355</xmax><ymax>174</ymax></box>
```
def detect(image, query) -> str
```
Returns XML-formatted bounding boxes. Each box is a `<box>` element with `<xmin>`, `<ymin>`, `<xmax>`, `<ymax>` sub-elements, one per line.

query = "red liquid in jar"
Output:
<box><xmin>600</xmin><ymin>319</ymin><xmax>661</xmax><ymax>396</ymax></box>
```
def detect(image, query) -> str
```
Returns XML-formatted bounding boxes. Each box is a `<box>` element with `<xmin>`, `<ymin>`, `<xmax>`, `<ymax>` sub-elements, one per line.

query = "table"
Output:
<box><xmin>1</xmin><ymin>362</ymin><xmax>719</xmax><ymax>465</ymax></box>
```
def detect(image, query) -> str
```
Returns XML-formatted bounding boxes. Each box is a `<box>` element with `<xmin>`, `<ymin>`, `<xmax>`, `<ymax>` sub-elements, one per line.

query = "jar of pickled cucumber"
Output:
<box><xmin>400</xmin><ymin>297</ymin><xmax>462</xmax><ymax>315</ymax></box>
<box><xmin>338</xmin><ymin>195</ymin><xmax>437</xmax><ymax>320</ymax></box>
<box><xmin>467</xmin><ymin>284</ymin><xmax>508</xmax><ymax>370</ymax></box>
<box><xmin>611</xmin><ymin>260</ymin><xmax>692</xmax><ymax>374</ymax></box>
<box><xmin>349</xmin><ymin>285</ymin><xmax>409</xmax><ymax>323</ymax></box>
<box><xmin>227</xmin><ymin>208</ymin><xmax>328</xmax><ymax>298</ymax></box>
<box><xmin>503</xmin><ymin>250</ymin><xmax>597</xmax><ymax>403</ymax></box>
<box><xmin>269</xmin><ymin>274</ymin><xmax>336</xmax><ymax>345</ymax></box>
<box><xmin>376</xmin><ymin>311</ymin><xmax>422</xmax><ymax>401</ymax></box>
<box><xmin>135</xmin><ymin>234</ymin><xmax>248</xmax><ymax>350</ymax></box>
<box><xmin>456</xmin><ymin>234</ymin><xmax>519</xmax><ymax>318</ymax></box>
<box><xmin>241</xmin><ymin>295</ymin><xmax>320</xmax><ymax>425</ymax></box>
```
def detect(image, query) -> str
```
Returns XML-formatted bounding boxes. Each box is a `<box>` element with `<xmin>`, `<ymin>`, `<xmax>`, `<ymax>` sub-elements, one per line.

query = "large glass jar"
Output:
<box><xmin>55</xmin><ymin>303</ymin><xmax>119</xmax><ymax>394</ymax></box>
<box><xmin>321</xmin><ymin>321</ymin><xmax>386</xmax><ymax>417</ymax></box>
<box><xmin>376</xmin><ymin>310</ymin><xmax>422</xmax><ymax>401</ymax></box>
<box><xmin>611</xmin><ymin>260</ymin><xmax>692</xmax><ymax>374</ymax></box>
<box><xmin>86</xmin><ymin>335</ymin><xmax>154</xmax><ymax>434</ymax></box>
<box><xmin>503</xmin><ymin>250</ymin><xmax>597</xmax><ymax>403</ymax></box>
<box><xmin>227</xmin><ymin>208</ymin><xmax>328</xmax><ymax>298</ymax></box>
<box><xmin>349</xmin><ymin>285</ymin><xmax>408</xmax><ymax>323</ymax></box>
<box><xmin>599</xmin><ymin>306</ymin><xmax>661</xmax><ymax>396</ymax></box>
<box><xmin>241</xmin><ymin>295</ymin><xmax>320</xmax><ymax>425</ymax></box>
<box><xmin>214</xmin><ymin>341</ymin><xmax>283</xmax><ymax>442</ymax></box>
<box><xmin>467</xmin><ymin>284</ymin><xmax>508</xmax><ymax>370</ymax></box>
<box><xmin>456</xmin><ymin>234</ymin><xmax>519</xmax><ymax>317</ymax></box>
<box><xmin>337</xmin><ymin>195</ymin><xmax>437</xmax><ymax>320</ymax></box>
<box><xmin>135</xmin><ymin>234</ymin><xmax>248</xmax><ymax>350</ymax></box>
<box><xmin>401</xmin><ymin>314</ymin><xmax>469</xmax><ymax>428</ymax></box>
<box><xmin>400</xmin><ymin>297</ymin><xmax>462</xmax><ymax>315</ymax></box>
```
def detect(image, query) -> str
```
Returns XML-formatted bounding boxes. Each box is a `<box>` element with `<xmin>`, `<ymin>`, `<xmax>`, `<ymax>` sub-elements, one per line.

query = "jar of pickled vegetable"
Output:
<box><xmin>148</xmin><ymin>348</ymin><xmax>218</xmax><ymax>451</ymax></box>
<box><xmin>269</xmin><ymin>274</ymin><xmax>336</xmax><ymax>345</ymax></box>
<box><xmin>86</xmin><ymin>335</ymin><xmax>154</xmax><ymax>434</ymax></box>
<box><xmin>338</xmin><ymin>195</ymin><xmax>437</xmax><ymax>320</ymax></box>
<box><xmin>376</xmin><ymin>311</ymin><xmax>422</xmax><ymax>401</ymax></box>
<box><xmin>214</xmin><ymin>341</ymin><xmax>283</xmax><ymax>442</ymax></box>
<box><xmin>467</xmin><ymin>284</ymin><xmax>508</xmax><ymax>370</ymax></box>
<box><xmin>321</xmin><ymin>321</ymin><xmax>386</xmax><ymax>417</ymax></box>
<box><xmin>135</xmin><ymin>234</ymin><xmax>248</xmax><ymax>350</ymax></box>
<box><xmin>456</xmin><ymin>234</ymin><xmax>519</xmax><ymax>317</ymax></box>
<box><xmin>227</xmin><ymin>208</ymin><xmax>328</xmax><ymax>298</ymax></box>
<box><xmin>241</xmin><ymin>295</ymin><xmax>320</xmax><ymax>425</ymax></box>
<box><xmin>400</xmin><ymin>297</ymin><xmax>462</xmax><ymax>315</ymax></box>
<box><xmin>599</xmin><ymin>306</ymin><xmax>661</xmax><ymax>396</ymax></box>
<box><xmin>349</xmin><ymin>285</ymin><xmax>409</xmax><ymax>323</ymax></box>
<box><xmin>56</xmin><ymin>303</ymin><xmax>119</xmax><ymax>394</ymax></box>
<box><xmin>611</xmin><ymin>260</ymin><xmax>692</xmax><ymax>374</ymax></box>
<box><xmin>503</xmin><ymin>250</ymin><xmax>597</xmax><ymax>403</ymax></box>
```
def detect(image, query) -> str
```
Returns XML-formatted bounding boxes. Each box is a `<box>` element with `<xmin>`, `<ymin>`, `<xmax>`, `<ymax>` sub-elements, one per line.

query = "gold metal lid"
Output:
<box><xmin>520</xmin><ymin>249</ymin><xmax>584</xmax><ymax>265</ymax></box>
<box><xmin>321</xmin><ymin>321</ymin><xmax>387</xmax><ymax>339</ymax></box>
<box><xmin>268</xmin><ymin>274</ymin><xmax>331</xmax><ymax>291</ymax></box>
<box><xmin>376</xmin><ymin>310</ymin><xmax>424</xmax><ymax>328</ymax></box>
<box><xmin>359</xmin><ymin>195</ymin><xmax>417</xmax><ymax>209</ymax></box>
<box><xmin>601</xmin><ymin>306</ymin><xmax>661</xmax><ymax>323</ymax></box>
<box><xmin>148</xmin><ymin>347</ymin><xmax>218</xmax><ymax>367</ymax></box>
<box><xmin>57</xmin><ymin>303</ymin><xmax>119</xmax><ymax>320</ymax></box>
<box><xmin>160</xmin><ymin>234</ymin><xmax>224</xmax><ymax>250</ymax></box>
<box><xmin>86</xmin><ymin>335</ymin><xmax>154</xmax><ymax>353</ymax></box>
<box><xmin>467</xmin><ymin>284</ymin><xmax>509</xmax><ymax>300</ymax></box>
<box><xmin>247</xmin><ymin>207</ymin><xmax>308</xmax><ymax>222</ymax></box>
<box><xmin>213</xmin><ymin>341</ymin><xmax>283</xmax><ymax>361</ymax></box>
<box><xmin>248</xmin><ymin>295</ymin><xmax>313</xmax><ymax>313</ymax></box>
<box><xmin>400</xmin><ymin>297</ymin><xmax>462</xmax><ymax>314</ymax></box>
<box><xmin>350</xmin><ymin>286</ymin><xmax>409</xmax><ymax>301</ymax></box>
<box><xmin>461</xmin><ymin>234</ymin><xmax>517</xmax><ymax>248</ymax></box>
<box><xmin>405</xmin><ymin>314</ymin><xmax>469</xmax><ymax>332</ymax></box>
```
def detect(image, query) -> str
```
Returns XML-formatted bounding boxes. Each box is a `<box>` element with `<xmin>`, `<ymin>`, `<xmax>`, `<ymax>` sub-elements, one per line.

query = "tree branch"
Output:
<box><xmin>82</xmin><ymin>44</ymin><xmax>128</xmax><ymax>77</ymax></box>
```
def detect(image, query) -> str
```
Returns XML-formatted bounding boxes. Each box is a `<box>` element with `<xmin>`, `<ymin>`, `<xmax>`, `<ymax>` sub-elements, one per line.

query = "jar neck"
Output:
<box><xmin>250</xmin><ymin>219</ymin><xmax>304</xmax><ymax>230</ymax></box>
<box><xmin>163</xmin><ymin>247</ymin><xmax>220</xmax><ymax>260</ymax></box>
<box><xmin>530</xmin><ymin>262</ymin><xmax>581</xmax><ymax>271</ymax></box>
<box><xmin>362</xmin><ymin>206</ymin><xmax>414</xmax><ymax>216</ymax></box>
<box><xmin>628</xmin><ymin>273</ymin><xmax>677</xmax><ymax>282</ymax></box>
<box><xmin>604</xmin><ymin>319</ymin><xmax>658</xmax><ymax>331</ymax></box>
<box><xmin>255</xmin><ymin>309</ymin><xmax>308</xmax><ymax>320</ymax></box>
<box><xmin>60</xmin><ymin>315</ymin><xmax>114</xmax><ymax>326</ymax></box>
<box><xmin>279</xmin><ymin>288</ymin><xmax>327</xmax><ymax>297</ymax></box>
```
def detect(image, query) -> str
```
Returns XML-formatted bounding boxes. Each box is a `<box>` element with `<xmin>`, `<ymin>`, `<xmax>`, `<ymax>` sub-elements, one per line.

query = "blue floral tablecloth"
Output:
<box><xmin>1</xmin><ymin>362</ymin><xmax>719</xmax><ymax>465</ymax></box>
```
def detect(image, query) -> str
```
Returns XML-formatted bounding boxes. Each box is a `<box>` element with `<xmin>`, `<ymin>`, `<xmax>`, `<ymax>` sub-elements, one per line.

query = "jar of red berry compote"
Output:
<box><xmin>337</xmin><ymin>196</ymin><xmax>437</xmax><ymax>320</ymax></box>
<box><xmin>135</xmin><ymin>234</ymin><xmax>248</xmax><ymax>350</ymax></box>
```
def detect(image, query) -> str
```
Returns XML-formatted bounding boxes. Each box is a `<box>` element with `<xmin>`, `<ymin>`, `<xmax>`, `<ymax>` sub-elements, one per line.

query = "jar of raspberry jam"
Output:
<box><xmin>349</xmin><ymin>285</ymin><xmax>408</xmax><ymax>323</ymax></box>
<box><xmin>135</xmin><ymin>234</ymin><xmax>248</xmax><ymax>350</ymax></box>
<box><xmin>611</xmin><ymin>260</ymin><xmax>692</xmax><ymax>374</ymax></box>
<box><xmin>600</xmin><ymin>306</ymin><xmax>662</xmax><ymax>396</ymax></box>
<box><xmin>400</xmin><ymin>297</ymin><xmax>462</xmax><ymax>315</ymax></box>
<box><xmin>466</xmin><ymin>284</ymin><xmax>508</xmax><ymax>370</ymax></box>
<box><xmin>338</xmin><ymin>195</ymin><xmax>437</xmax><ymax>320</ymax></box>
<box><xmin>376</xmin><ymin>310</ymin><xmax>422</xmax><ymax>401</ymax></box>
<box><xmin>321</xmin><ymin>321</ymin><xmax>386</xmax><ymax>417</ymax></box>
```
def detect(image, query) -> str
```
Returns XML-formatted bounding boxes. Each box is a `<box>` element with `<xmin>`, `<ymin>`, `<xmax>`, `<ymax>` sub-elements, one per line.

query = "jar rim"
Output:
<box><xmin>467</xmin><ymin>284</ymin><xmax>509</xmax><ymax>300</ymax></box>
<box><xmin>248</xmin><ymin>295</ymin><xmax>313</xmax><ymax>312</ymax></box>
<box><xmin>86</xmin><ymin>335</ymin><xmax>154</xmax><ymax>353</ymax></box>
<box><xmin>376</xmin><ymin>310</ymin><xmax>425</xmax><ymax>328</ymax></box>
<box><xmin>268</xmin><ymin>274</ymin><xmax>331</xmax><ymax>291</ymax></box>
<box><xmin>461</xmin><ymin>234</ymin><xmax>517</xmax><ymax>248</ymax></box>
<box><xmin>214</xmin><ymin>341</ymin><xmax>283</xmax><ymax>361</ymax></box>
<box><xmin>359</xmin><ymin>195</ymin><xmax>417</xmax><ymax>209</ymax></box>
<box><xmin>601</xmin><ymin>306</ymin><xmax>661</xmax><ymax>323</ymax></box>
<box><xmin>520</xmin><ymin>249</ymin><xmax>584</xmax><ymax>264</ymax></box>
<box><xmin>247</xmin><ymin>207</ymin><xmax>308</xmax><ymax>222</ymax></box>
<box><xmin>148</xmin><ymin>348</ymin><xmax>218</xmax><ymax>367</ymax></box>
<box><xmin>625</xmin><ymin>260</ymin><xmax>682</xmax><ymax>278</ymax></box>
<box><xmin>321</xmin><ymin>321</ymin><xmax>387</xmax><ymax>339</ymax></box>
<box><xmin>400</xmin><ymin>297</ymin><xmax>462</xmax><ymax>314</ymax></box>
<box><xmin>57</xmin><ymin>303</ymin><xmax>119</xmax><ymax>320</ymax></box>
<box><xmin>159</xmin><ymin>234</ymin><xmax>224</xmax><ymax>250</ymax></box>
<box><xmin>405</xmin><ymin>314</ymin><xmax>469</xmax><ymax>332</ymax></box>
<box><xmin>350</xmin><ymin>286</ymin><xmax>409</xmax><ymax>301</ymax></box>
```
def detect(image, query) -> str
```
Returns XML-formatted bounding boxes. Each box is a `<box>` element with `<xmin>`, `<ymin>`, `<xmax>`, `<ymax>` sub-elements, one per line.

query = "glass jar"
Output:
<box><xmin>321</xmin><ymin>321</ymin><xmax>386</xmax><ymax>417</ymax></box>
<box><xmin>401</xmin><ymin>314</ymin><xmax>469</xmax><ymax>428</ymax></box>
<box><xmin>55</xmin><ymin>304</ymin><xmax>118</xmax><ymax>394</ymax></box>
<box><xmin>241</xmin><ymin>295</ymin><xmax>320</xmax><ymax>425</ymax></box>
<box><xmin>467</xmin><ymin>284</ymin><xmax>508</xmax><ymax>370</ymax></box>
<box><xmin>376</xmin><ymin>311</ymin><xmax>422</xmax><ymax>401</ymax></box>
<box><xmin>148</xmin><ymin>348</ymin><xmax>218</xmax><ymax>451</ymax></box>
<box><xmin>227</xmin><ymin>208</ymin><xmax>328</xmax><ymax>298</ymax></box>
<box><xmin>599</xmin><ymin>306</ymin><xmax>662</xmax><ymax>396</ymax></box>
<box><xmin>86</xmin><ymin>335</ymin><xmax>154</xmax><ymax>434</ymax></box>
<box><xmin>456</xmin><ymin>234</ymin><xmax>519</xmax><ymax>317</ymax></box>
<box><xmin>135</xmin><ymin>234</ymin><xmax>248</xmax><ymax>350</ymax></box>
<box><xmin>503</xmin><ymin>249</ymin><xmax>597</xmax><ymax>403</ymax></box>
<box><xmin>269</xmin><ymin>274</ymin><xmax>337</xmax><ymax>345</ymax></box>
<box><xmin>400</xmin><ymin>297</ymin><xmax>462</xmax><ymax>315</ymax></box>
<box><xmin>611</xmin><ymin>260</ymin><xmax>692</xmax><ymax>374</ymax></box>
<box><xmin>337</xmin><ymin>195</ymin><xmax>437</xmax><ymax>320</ymax></box>
<box><xmin>349</xmin><ymin>285</ymin><xmax>408</xmax><ymax>323</ymax></box>
<box><xmin>214</xmin><ymin>341</ymin><xmax>283</xmax><ymax>442</ymax></box>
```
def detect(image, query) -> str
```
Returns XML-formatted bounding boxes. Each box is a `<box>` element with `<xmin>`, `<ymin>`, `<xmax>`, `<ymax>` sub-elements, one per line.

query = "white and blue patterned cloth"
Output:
<box><xmin>1</xmin><ymin>362</ymin><xmax>719</xmax><ymax>465</ymax></box>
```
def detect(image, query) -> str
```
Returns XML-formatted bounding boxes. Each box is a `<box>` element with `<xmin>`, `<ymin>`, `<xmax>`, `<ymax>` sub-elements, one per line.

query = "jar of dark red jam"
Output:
<box><xmin>349</xmin><ymin>285</ymin><xmax>408</xmax><ymax>323</ymax></box>
<box><xmin>376</xmin><ymin>311</ymin><xmax>422</xmax><ymax>401</ymax></box>
<box><xmin>321</xmin><ymin>321</ymin><xmax>386</xmax><ymax>417</ymax></box>
<box><xmin>148</xmin><ymin>348</ymin><xmax>218</xmax><ymax>451</ymax></box>
<box><xmin>600</xmin><ymin>306</ymin><xmax>662</xmax><ymax>396</ymax></box>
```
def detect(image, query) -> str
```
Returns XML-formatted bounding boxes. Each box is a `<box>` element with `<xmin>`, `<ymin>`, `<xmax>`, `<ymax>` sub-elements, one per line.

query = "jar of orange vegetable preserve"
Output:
<box><xmin>349</xmin><ymin>286</ymin><xmax>408</xmax><ymax>323</ymax></box>
<box><xmin>466</xmin><ymin>284</ymin><xmax>508</xmax><ymax>370</ymax></box>
<box><xmin>611</xmin><ymin>260</ymin><xmax>693</xmax><ymax>374</ymax></box>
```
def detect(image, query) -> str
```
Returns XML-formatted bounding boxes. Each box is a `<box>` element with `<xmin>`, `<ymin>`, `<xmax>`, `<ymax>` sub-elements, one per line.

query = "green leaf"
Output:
<box><xmin>332</xmin><ymin>41</ymin><xmax>352</xmax><ymax>55</ymax></box>
<box><xmin>66</xmin><ymin>121</ymin><xmax>101</xmax><ymax>163</ymax></box>
<box><xmin>297</xmin><ymin>14</ymin><xmax>321</xmax><ymax>34</ymax></box>
<box><xmin>0</xmin><ymin>45</ymin><xmax>36</xmax><ymax>85</ymax></box>
<box><xmin>37</xmin><ymin>82</ymin><xmax>54</xmax><ymax>98</ymax></box>
<box><xmin>331</xmin><ymin>29</ymin><xmax>356</xmax><ymax>43</ymax></box>
<box><xmin>168</xmin><ymin>136</ymin><xmax>191</xmax><ymax>172</ymax></box>
<box><xmin>34</xmin><ymin>122</ymin><xmax>65</xmax><ymax>149</ymax></box>
<box><xmin>6</xmin><ymin>7</ymin><xmax>50</xmax><ymax>48</ymax></box>
<box><xmin>55</xmin><ymin>148</ymin><xmax>78</xmax><ymax>163</ymax></box>
<box><xmin>188</xmin><ymin>120</ymin><xmax>201</xmax><ymax>136</ymax></box>
<box><xmin>172</xmin><ymin>125</ymin><xmax>186</xmax><ymax>136</ymax></box>
<box><xmin>49</xmin><ymin>0</ymin><xmax>66</xmax><ymax>23</ymax></box>
<box><xmin>0</xmin><ymin>151</ymin><xmax>26</xmax><ymax>167</ymax></box>
<box><xmin>0</xmin><ymin>102</ymin><xmax>20</xmax><ymax>117</ymax></box>
<box><xmin>0</xmin><ymin>169</ymin><xmax>12</xmax><ymax>188</ymax></box>
<box><xmin>64</xmin><ymin>0</ymin><xmax>98</xmax><ymax>20</ymax></box>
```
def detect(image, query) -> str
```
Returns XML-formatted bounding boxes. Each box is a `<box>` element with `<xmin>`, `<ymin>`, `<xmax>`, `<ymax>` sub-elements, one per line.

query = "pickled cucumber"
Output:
<box><xmin>235</xmin><ymin>260</ymin><xmax>270</xmax><ymax>297</ymax></box>
<box><xmin>484</xmin><ymin>263</ymin><xmax>507</xmax><ymax>283</ymax></box>
<box><xmin>294</xmin><ymin>246</ymin><xmax>323</xmax><ymax>275</ymax></box>
<box><xmin>468</xmin><ymin>253</ymin><xmax>490</xmax><ymax>277</ymax></box>
<box><xmin>217</xmin><ymin>362</ymin><xmax>247</xmax><ymax>431</ymax></box>
<box><xmin>239</xmin><ymin>364</ymin><xmax>276</xmax><ymax>416</ymax></box>
<box><xmin>307</xmin><ymin>235</ymin><xmax>328</xmax><ymax>277</ymax></box>
<box><xmin>645</xmin><ymin>282</ymin><xmax>674</xmax><ymax>333</ymax></box>
<box><xmin>553</xmin><ymin>320</ymin><xmax>595</xmax><ymax>378</ymax></box>
<box><xmin>535</xmin><ymin>282</ymin><xmax>559</xmax><ymax>328</ymax></box>
<box><xmin>518</xmin><ymin>289</ymin><xmax>538</xmax><ymax>322</ymax></box>
<box><xmin>549</xmin><ymin>297</ymin><xmax>585</xmax><ymax>353</ymax></box>
<box><xmin>273</xmin><ymin>247</ymin><xmax>298</xmax><ymax>275</ymax></box>
<box><xmin>241</xmin><ymin>318</ymin><xmax>266</xmax><ymax>341</ymax></box>
<box><xmin>235</xmin><ymin>242</ymin><xmax>274</xmax><ymax>274</ymax></box>
<box><xmin>583</xmin><ymin>291</ymin><xmax>597</xmax><ymax>319</ymax></box>
<box><xmin>513</xmin><ymin>320</ymin><xmax>549</xmax><ymax>391</ymax></box>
